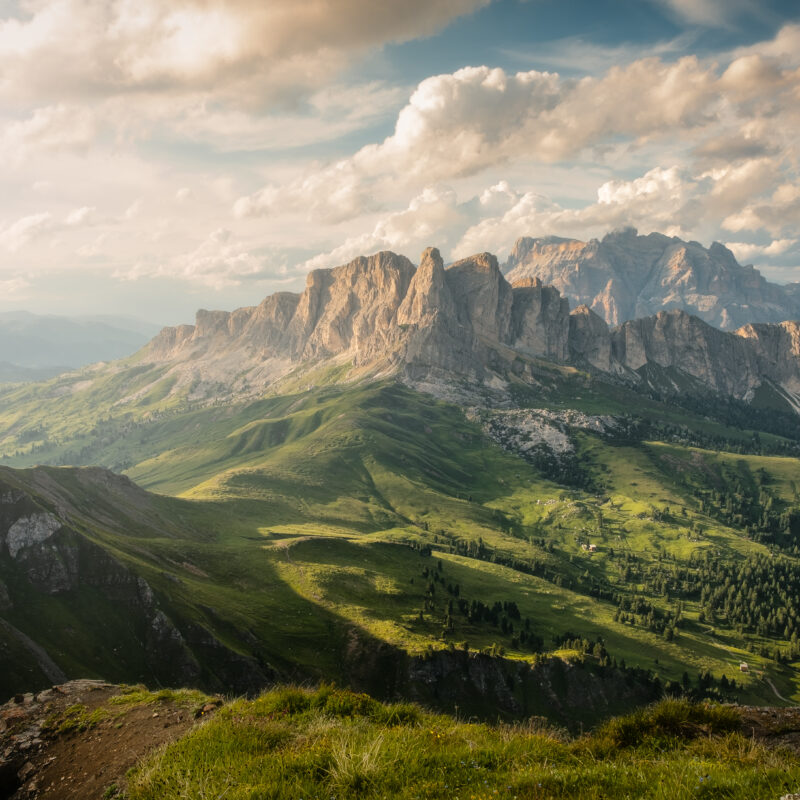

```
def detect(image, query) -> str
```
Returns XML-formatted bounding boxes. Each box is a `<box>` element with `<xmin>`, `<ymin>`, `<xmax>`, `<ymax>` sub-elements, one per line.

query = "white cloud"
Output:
<box><xmin>451</xmin><ymin>165</ymin><xmax>748</xmax><ymax>260</ymax></box>
<box><xmin>233</xmin><ymin>159</ymin><xmax>377</xmax><ymax>224</ymax></box>
<box><xmin>0</xmin><ymin>0</ymin><xmax>488</xmax><ymax>103</ymax></box>
<box><xmin>64</xmin><ymin>205</ymin><xmax>98</xmax><ymax>226</ymax></box>
<box><xmin>733</xmin><ymin>23</ymin><xmax>800</xmax><ymax>64</ymax></box>
<box><xmin>727</xmin><ymin>238</ymin><xmax>797</xmax><ymax>262</ymax></box>
<box><xmin>301</xmin><ymin>187</ymin><xmax>465</xmax><ymax>271</ymax></box>
<box><xmin>0</xmin><ymin>204</ymin><xmax>105</xmax><ymax>252</ymax></box>
<box><xmin>238</xmin><ymin>52</ymin><xmax>790</xmax><ymax>223</ymax></box>
<box><xmin>119</xmin><ymin>227</ymin><xmax>276</xmax><ymax>288</ymax></box>
<box><xmin>654</xmin><ymin>0</ymin><xmax>764</xmax><ymax>27</ymax></box>
<box><xmin>723</xmin><ymin>182</ymin><xmax>800</xmax><ymax>237</ymax></box>
<box><xmin>0</xmin><ymin>212</ymin><xmax>54</xmax><ymax>251</ymax></box>
<box><xmin>0</xmin><ymin>104</ymin><xmax>96</xmax><ymax>165</ymax></box>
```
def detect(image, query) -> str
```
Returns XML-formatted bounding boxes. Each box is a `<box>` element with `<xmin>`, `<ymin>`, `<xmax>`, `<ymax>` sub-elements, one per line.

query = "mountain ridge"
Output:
<box><xmin>504</xmin><ymin>228</ymin><xmax>799</xmax><ymax>331</ymax></box>
<box><xmin>137</xmin><ymin>245</ymin><xmax>800</xmax><ymax>411</ymax></box>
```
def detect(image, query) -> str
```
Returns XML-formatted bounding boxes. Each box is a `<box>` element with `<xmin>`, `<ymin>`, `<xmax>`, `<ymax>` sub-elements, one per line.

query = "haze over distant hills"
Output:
<box><xmin>504</xmin><ymin>228</ymin><xmax>800</xmax><ymax>331</ymax></box>
<box><xmin>0</xmin><ymin>312</ymin><xmax>161</xmax><ymax>382</ymax></box>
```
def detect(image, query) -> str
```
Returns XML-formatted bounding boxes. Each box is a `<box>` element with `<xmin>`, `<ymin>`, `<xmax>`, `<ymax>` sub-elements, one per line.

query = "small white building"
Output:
<box><xmin>739</xmin><ymin>662</ymin><xmax>749</xmax><ymax>673</ymax></box>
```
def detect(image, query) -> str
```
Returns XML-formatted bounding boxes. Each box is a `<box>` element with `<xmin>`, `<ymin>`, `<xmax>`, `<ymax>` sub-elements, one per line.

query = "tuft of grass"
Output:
<box><xmin>591</xmin><ymin>698</ymin><xmax>741</xmax><ymax>751</ymax></box>
<box><xmin>109</xmin><ymin>685</ymin><xmax>212</xmax><ymax>713</ymax></box>
<box><xmin>327</xmin><ymin>729</ymin><xmax>389</xmax><ymax>795</ymax></box>
<box><xmin>43</xmin><ymin>703</ymin><xmax>109</xmax><ymax>735</ymax></box>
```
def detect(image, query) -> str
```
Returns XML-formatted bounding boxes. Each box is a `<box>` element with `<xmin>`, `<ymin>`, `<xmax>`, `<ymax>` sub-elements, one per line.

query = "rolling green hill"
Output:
<box><xmin>2</xmin><ymin>375</ymin><xmax>800</xmax><ymax>716</ymax></box>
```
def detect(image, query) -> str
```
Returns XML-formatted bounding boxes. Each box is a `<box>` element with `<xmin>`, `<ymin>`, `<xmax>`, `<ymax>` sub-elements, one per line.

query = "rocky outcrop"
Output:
<box><xmin>345</xmin><ymin>633</ymin><xmax>661</xmax><ymax>726</ymax></box>
<box><xmin>735</xmin><ymin>321</ymin><xmax>800</xmax><ymax>395</ymax></box>
<box><xmin>505</xmin><ymin>228</ymin><xmax>800</xmax><ymax>330</ymax></box>
<box><xmin>509</xmin><ymin>278</ymin><xmax>570</xmax><ymax>361</ymax></box>
<box><xmin>141</xmin><ymin>247</ymin><xmax>578</xmax><ymax>393</ymax></box>
<box><xmin>4</xmin><ymin>514</ymin><xmax>61</xmax><ymax>559</ymax></box>
<box><xmin>602</xmin><ymin>310</ymin><xmax>800</xmax><ymax>399</ymax></box>
<box><xmin>0</xmin><ymin>473</ymin><xmax>274</xmax><ymax>697</ymax></box>
<box><xmin>445</xmin><ymin>252</ymin><xmax>512</xmax><ymax>342</ymax></box>
<box><xmin>133</xmin><ymin>242</ymin><xmax>800</xmax><ymax>409</ymax></box>
<box><xmin>569</xmin><ymin>305</ymin><xmax>613</xmax><ymax>372</ymax></box>
<box><xmin>611</xmin><ymin>311</ymin><xmax>763</xmax><ymax>397</ymax></box>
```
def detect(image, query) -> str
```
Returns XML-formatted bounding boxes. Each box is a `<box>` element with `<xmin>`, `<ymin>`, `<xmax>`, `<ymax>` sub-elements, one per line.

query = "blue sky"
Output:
<box><xmin>0</xmin><ymin>0</ymin><xmax>798</xmax><ymax>324</ymax></box>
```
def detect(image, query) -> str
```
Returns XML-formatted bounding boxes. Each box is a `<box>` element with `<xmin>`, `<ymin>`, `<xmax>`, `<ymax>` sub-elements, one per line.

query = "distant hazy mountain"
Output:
<box><xmin>504</xmin><ymin>228</ymin><xmax>800</xmax><ymax>330</ymax></box>
<box><xmin>0</xmin><ymin>311</ymin><xmax>161</xmax><ymax>378</ymax></box>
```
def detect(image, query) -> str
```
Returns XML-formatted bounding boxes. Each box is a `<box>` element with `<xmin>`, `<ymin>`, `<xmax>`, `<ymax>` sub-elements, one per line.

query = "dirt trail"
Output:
<box><xmin>764</xmin><ymin>676</ymin><xmax>790</xmax><ymax>703</ymax></box>
<box><xmin>0</xmin><ymin>680</ymin><xmax>219</xmax><ymax>800</ymax></box>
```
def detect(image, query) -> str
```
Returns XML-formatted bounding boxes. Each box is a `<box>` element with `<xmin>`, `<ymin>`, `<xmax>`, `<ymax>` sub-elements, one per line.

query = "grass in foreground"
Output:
<box><xmin>125</xmin><ymin>687</ymin><xmax>800</xmax><ymax>800</ymax></box>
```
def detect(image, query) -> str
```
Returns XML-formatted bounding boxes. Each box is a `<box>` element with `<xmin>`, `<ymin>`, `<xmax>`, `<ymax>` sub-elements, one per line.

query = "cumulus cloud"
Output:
<box><xmin>234</xmin><ymin>159</ymin><xmax>377</xmax><ymax>224</ymax></box>
<box><xmin>301</xmin><ymin>187</ymin><xmax>465</xmax><ymax>271</ymax></box>
<box><xmin>451</xmin><ymin>164</ymin><xmax>773</xmax><ymax>260</ymax></box>
<box><xmin>0</xmin><ymin>0</ymin><xmax>488</xmax><ymax>102</ymax></box>
<box><xmin>237</xmin><ymin>47</ymin><xmax>800</xmax><ymax>224</ymax></box>
<box><xmin>727</xmin><ymin>238</ymin><xmax>797</xmax><ymax>262</ymax></box>
<box><xmin>0</xmin><ymin>104</ymin><xmax>96</xmax><ymax>165</ymax></box>
<box><xmin>723</xmin><ymin>182</ymin><xmax>800</xmax><ymax>237</ymax></box>
<box><xmin>119</xmin><ymin>228</ymin><xmax>279</xmax><ymax>288</ymax></box>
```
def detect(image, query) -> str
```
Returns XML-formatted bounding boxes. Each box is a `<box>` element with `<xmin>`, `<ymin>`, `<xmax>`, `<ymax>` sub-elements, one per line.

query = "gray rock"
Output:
<box><xmin>505</xmin><ymin>228</ymin><xmax>799</xmax><ymax>330</ymax></box>
<box><xmin>5</xmin><ymin>513</ymin><xmax>61</xmax><ymax>559</ymax></box>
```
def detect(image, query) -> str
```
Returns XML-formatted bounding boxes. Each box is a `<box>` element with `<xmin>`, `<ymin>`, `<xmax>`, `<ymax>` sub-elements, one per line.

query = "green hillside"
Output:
<box><xmin>2</xmin><ymin>376</ymin><xmax>800</xmax><ymax>712</ymax></box>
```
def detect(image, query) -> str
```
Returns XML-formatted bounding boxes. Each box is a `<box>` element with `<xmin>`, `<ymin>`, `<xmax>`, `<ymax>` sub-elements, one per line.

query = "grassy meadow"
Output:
<box><xmin>2</xmin><ymin>375</ymin><xmax>800</xmax><ymax>708</ymax></box>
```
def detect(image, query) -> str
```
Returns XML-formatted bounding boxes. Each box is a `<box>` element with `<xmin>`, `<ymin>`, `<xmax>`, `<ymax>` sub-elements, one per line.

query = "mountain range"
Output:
<box><xmin>2</xmin><ymin>236</ymin><xmax>800</xmax><ymax>721</ymax></box>
<box><xmin>140</xmin><ymin>245</ymin><xmax>800</xmax><ymax>412</ymax></box>
<box><xmin>505</xmin><ymin>228</ymin><xmax>800</xmax><ymax>331</ymax></box>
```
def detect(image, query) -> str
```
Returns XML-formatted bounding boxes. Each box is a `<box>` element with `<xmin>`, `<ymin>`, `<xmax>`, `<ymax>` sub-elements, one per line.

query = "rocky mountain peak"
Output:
<box><xmin>505</xmin><ymin>228</ymin><xmax>799</xmax><ymax>330</ymax></box>
<box><xmin>138</xmin><ymin>241</ymin><xmax>800</xmax><ymax>412</ymax></box>
<box><xmin>397</xmin><ymin>247</ymin><xmax>453</xmax><ymax>327</ymax></box>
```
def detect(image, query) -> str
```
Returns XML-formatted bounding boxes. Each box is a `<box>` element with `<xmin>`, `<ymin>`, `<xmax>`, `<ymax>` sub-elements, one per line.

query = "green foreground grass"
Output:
<box><xmin>125</xmin><ymin>686</ymin><xmax>800</xmax><ymax>800</ymax></box>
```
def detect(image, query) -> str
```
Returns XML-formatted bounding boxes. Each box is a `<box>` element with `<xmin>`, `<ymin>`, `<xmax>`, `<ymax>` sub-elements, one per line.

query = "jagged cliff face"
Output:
<box><xmin>143</xmin><ymin>247</ymin><xmax>576</xmax><ymax>393</ymax></box>
<box><xmin>505</xmin><ymin>229</ymin><xmax>799</xmax><ymax>330</ymax></box>
<box><xmin>139</xmin><ymin>244</ymin><xmax>800</xmax><ymax>409</ymax></box>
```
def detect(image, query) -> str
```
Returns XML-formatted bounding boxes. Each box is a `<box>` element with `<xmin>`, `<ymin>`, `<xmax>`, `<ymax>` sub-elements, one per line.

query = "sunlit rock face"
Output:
<box><xmin>136</xmin><ymin>243</ymin><xmax>800</xmax><ymax>405</ymax></box>
<box><xmin>505</xmin><ymin>228</ymin><xmax>800</xmax><ymax>330</ymax></box>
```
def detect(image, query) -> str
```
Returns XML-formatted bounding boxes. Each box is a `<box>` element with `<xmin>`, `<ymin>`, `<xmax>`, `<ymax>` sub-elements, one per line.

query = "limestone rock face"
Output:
<box><xmin>505</xmin><ymin>228</ymin><xmax>800</xmax><ymax>330</ymax></box>
<box><xmin>397</xmin><ymin>248</ymin><xmax>454</xmax><ymax>327</ymax></box>
<box><xmin>396</xmin><ymin>248</ymin><xmax>475</xmax><ymax>376</ymax></box>
<box><xmin>445</xmin><ymin>252</ymin><xmax>512</xmax><ymax>343</ymax></box>
<box><xmin>5</xmin><ymin>513</ymin><xmax>61</xmax><ymax>559</ymax></box>
<box><xmin>734</xmin><ymin>321</ymin><xmax>800</xmax><ymax>394</ymax></box>
<box><xmin>300</xmin><ymin>251</ymin><xmax>416</xmax><ymax>363</ymax></box>
<box><xmin>509</xmin><ymin>278</ymin><xmax>570</xmax><ymax>361</ymax></box>
<box><xmin>137</xmin><ymin>242</ymin><xmax>800</xmax><ymax>407</ymax></box>
<box><xmin>611</xmin><ymin>310</ymin><xmax>764</xmax><ymax>396</ymax></box>
<box><xmin>569</xmin><ymin>305</ymin><xmax>613</xmax><ymax>372</ymax></box>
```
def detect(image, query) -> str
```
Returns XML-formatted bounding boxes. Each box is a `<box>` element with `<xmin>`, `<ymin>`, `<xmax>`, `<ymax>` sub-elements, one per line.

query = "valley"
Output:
<box><xmin>2</xmin><ymin>372</ymin><xmax>800</xmax><ymax>716</ymax></box>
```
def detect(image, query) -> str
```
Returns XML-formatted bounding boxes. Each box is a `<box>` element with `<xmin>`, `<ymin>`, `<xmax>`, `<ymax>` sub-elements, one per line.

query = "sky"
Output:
<box><xmin>0</xmin><ymin>0</ymin><xmax>799</xmax><ymax>325</ymax></box>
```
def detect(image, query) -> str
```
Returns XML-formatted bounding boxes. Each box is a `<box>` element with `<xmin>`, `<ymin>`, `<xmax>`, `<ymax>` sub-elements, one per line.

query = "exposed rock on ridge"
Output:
<box><xmin>140</xmin><ymin>244</ymin><xmax>800</xmax><ymax>409</ymax></box>
<box><xmin>505</xmin><ymin>228</ymin><xmax>799</xmax><ymax>330</ymax></box>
